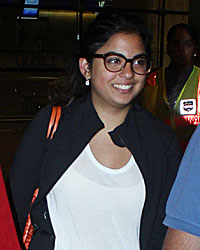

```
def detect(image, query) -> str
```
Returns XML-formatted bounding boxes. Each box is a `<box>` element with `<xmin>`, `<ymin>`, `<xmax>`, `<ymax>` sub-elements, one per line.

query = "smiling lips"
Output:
<box><xmin>113</xmin><ymin>84</ymin><xmax>133</xmax><ymax>90</ymax></box>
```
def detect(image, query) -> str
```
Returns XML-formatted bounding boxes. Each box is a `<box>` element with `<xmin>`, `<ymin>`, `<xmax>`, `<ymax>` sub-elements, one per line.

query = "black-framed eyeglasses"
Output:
<box><xmin>93</xmin><ymin>52</ymin><xmax>152</xmax><ymax>75</ymax></box>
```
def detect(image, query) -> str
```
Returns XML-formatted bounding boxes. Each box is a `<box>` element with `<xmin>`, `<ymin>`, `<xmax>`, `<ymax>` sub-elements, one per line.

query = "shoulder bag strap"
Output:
<box><xmin>23</xmin><ymin>106</ymin><xmax>61</xmax><ymax>249</ymax></box>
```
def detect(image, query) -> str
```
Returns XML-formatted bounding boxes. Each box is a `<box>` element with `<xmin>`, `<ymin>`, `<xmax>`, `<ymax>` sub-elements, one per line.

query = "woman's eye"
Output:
<box><xmin>107</xmin><ymin>57</ymin><xmax>121</xmax><ymax>64</ymax></box>
<box><xmin>134</xmin><ymin>58</ymin><xmax>146</xmax><ymax>66</ymax></box>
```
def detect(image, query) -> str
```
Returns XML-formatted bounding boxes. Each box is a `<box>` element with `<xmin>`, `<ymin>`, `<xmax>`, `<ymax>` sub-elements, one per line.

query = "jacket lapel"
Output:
<box><xmin>33</xmin><ymin>95</ymin><xmax>104</xmax><ymax>206</ymax></box>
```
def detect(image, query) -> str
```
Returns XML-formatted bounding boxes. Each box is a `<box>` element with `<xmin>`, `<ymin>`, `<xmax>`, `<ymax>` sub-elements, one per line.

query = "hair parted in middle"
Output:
<box><xmin>80</xmin><ymin>8</ymin><xmax>151</xmax><ymax>64</ymax></box>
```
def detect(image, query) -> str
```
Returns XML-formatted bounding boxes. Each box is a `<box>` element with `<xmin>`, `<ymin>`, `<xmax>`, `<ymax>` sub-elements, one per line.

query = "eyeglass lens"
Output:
<box><xmin>105</xmin><ymin>54</ymin><xmax>150</xmax><ymax>74</ymax></box>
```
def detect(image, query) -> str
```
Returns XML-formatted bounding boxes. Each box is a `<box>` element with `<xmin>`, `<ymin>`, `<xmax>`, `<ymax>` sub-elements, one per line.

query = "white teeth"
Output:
<box><xmin>113</xmin><ymin>84</ymin><xmax>132</xmax><ymax>90</ymax></box>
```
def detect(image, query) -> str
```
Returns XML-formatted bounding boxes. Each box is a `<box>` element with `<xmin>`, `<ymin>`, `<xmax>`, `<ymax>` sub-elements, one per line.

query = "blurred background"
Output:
<box><xmin>0</xmin><ymin>0</ymin><xmax>199</xmax><ymax>180</ymax></box>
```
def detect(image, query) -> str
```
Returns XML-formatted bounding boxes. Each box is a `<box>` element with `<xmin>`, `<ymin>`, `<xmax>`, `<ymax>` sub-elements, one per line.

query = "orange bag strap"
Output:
<box><xmin>23</xmin><ymin>188</ymin><xmax>39</xmax><ymax>248</ymax></box>
<box><xmin>46</xmin><ymin>106</ymin><xmax>61</xmax><ymax>139</ymax></box>
<box><xmin>23</xmin><ymin>106</ymin><xmax>61</xmax><ymax>249</ymax></box>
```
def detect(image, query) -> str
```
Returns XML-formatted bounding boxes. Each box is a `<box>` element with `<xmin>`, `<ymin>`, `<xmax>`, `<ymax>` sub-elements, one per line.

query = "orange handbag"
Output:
<box><xmin>23</xmin><ymin>106</ymin><xmax>61</xmax><ymax>249</ymax></box>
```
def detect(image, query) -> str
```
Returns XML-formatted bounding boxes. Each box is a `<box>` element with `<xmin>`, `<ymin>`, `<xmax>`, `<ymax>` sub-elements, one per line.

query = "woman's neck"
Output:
<box><xmin>93</xmin><ymin>103</ymin><xmax>131</xmax><ymax>132</ymax></box>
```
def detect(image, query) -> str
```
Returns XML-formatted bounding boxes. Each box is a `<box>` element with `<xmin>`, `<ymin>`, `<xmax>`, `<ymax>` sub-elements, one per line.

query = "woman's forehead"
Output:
<box><xmin>97</xmin><ymin>32</ymin><xmax>145</xmax><ymax>54</ymax></box>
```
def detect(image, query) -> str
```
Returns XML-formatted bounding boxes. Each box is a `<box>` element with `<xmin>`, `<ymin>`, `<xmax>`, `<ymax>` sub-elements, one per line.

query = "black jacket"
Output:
<box><xmin>9</xmin><ymin>94</ymin><xmax>182</xmax><ymax>250</ymax></box>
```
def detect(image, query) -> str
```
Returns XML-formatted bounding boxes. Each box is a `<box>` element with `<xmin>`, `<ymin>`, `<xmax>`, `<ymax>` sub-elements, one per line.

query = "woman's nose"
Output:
<box><xmin>119</xmin><ymin>62</ymin><xmax>134</xmax><ymax>78</ymax></box>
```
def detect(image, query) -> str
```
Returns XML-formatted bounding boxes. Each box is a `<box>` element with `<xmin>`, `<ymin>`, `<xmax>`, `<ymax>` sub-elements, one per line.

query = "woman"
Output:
<box><xmin>9</xmin><ymin>8</ymin><xmax>182</xmax><ymax>250</ymax></box>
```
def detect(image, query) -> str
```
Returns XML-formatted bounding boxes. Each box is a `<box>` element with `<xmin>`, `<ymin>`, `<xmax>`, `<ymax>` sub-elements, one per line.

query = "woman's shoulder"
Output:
<box><xmin>31</xmin><ymin>95</ymin><xmax>90</xmax><ymax>130</ymax></box>
<box><xmin>29</xmin><ymin>105</ymin><xmax>53</xmax><ymax>128</ymax></box>
<box><xmin>60</xmin><ymin>94</ymin><xmax>95</xmax><ymax>120</ymax></box>
<box><xmin>135</xmin><ymin>103</ymin><xmax>172</xmax><ymax>130</ymax></box>
<box><xmin>18</xmin><ymin>105</ymin><xmax>55</xmax><ymax>144</ymax></box>
<box><xmin>135</xmin><ymin>103</ymin><xmax>179</xmax><ymax>147</ymax></box>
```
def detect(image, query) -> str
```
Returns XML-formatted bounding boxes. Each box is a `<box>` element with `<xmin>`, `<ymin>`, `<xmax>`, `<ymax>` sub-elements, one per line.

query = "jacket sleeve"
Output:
<box><xmin>148</xmin><ymin>128</ymin><xmax>182</xmax><ymax>249</ymax></box>
<box><xmin>8</xmin><ymin>105</ymin><xmax>52</xmax><ymax>235</ymax></box>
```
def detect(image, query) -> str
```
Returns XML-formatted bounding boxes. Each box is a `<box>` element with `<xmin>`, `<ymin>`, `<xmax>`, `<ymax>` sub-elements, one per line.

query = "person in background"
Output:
<box><xmin>0</xmin><ymin>166</ymin><xmax>21</xmax><ymax>250</ymax></box>
<box><xmin>141</xmin><ymin>23</ymin><xmax>199</xmax><ymax>152</ymax></box>
<box><xmin>9</xmin><ymin>8</ymin><xmax>181</xmax><ymax>250</ymax></box>
<box><xmin>162</xmin><ymin>123</ymin><xmax>200</xmax><ymax>250</ymax></box>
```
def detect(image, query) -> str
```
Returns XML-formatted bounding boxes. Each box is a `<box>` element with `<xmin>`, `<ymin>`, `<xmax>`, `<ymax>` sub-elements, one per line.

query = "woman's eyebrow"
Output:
<box><xmin>105</xmin><ymin>51</ymin><xmax>147</xmax><ymax>58</ymax></box>
<box><xmin>133</xmin><ymin>53</ymin><xmax>147</xmax><ymax>58</ymax></box>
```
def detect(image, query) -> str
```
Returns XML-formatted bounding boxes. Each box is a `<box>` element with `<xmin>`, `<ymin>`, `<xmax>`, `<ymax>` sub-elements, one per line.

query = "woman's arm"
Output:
<box><xmin>148</xmin><ymin>130</ymin><xmax>182</xmax><ymax>249</ymax></box>
<box><xmin>9</xmin><ymin>105</ymin><xmax>52</xmax><ymax>234</ymax></box>
<box><xmin>163</xmin><ymin>228</ymin><xmax>200</xmax><ymax>250</ymax></box>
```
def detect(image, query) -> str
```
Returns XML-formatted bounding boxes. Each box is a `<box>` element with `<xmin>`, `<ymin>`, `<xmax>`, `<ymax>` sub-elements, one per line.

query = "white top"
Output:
<box><xmin>47</xmin><ymin>144</ymin><xmax>146</xmax><ymax>250</ymax></box>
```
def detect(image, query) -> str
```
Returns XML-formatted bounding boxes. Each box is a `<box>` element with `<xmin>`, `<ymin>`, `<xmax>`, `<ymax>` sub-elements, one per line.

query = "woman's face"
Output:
<box><xmin>80</xmin><ymin>32</ymin><xmax>147</xmax><ymax>111</ymax></box>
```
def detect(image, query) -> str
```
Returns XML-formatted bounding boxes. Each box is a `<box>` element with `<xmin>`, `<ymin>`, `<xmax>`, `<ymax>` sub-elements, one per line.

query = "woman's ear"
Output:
<box><xmin>79</xmin><ymin>58</ymin><xmax>90</xmax><ymax>79</ymax></box>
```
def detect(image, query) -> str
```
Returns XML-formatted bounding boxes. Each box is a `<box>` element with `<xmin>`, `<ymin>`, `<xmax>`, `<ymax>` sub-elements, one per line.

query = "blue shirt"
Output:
<box><xmin>164</xmin><ymin>124</ymin><xmax>200</xmax><ymax>236</ymax></box>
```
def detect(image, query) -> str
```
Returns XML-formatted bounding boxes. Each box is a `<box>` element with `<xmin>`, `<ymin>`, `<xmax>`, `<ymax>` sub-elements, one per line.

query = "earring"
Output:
<box><xmin>85</xmin><ymin>79</ymin><xmax>90</xmax><ymax>86</ymax></box>
<box><xmin>194</xmin><ymin>53</ymin><xmax>197</xmax><ymax>57</ymax></box>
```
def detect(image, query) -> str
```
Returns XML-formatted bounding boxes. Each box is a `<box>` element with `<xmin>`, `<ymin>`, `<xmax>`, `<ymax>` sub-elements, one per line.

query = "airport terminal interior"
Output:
<box><xmin>0</xmin><ymin>0</ymin><xmax>198</xmax><ymax>180</ymax></box>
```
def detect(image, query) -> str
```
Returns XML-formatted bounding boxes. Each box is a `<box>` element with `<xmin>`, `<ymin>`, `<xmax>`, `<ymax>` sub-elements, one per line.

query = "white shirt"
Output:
<box><xmin>47</xmin><ymin>144</ymin><xmax>146</xmax><ymax>250</ymax></box>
